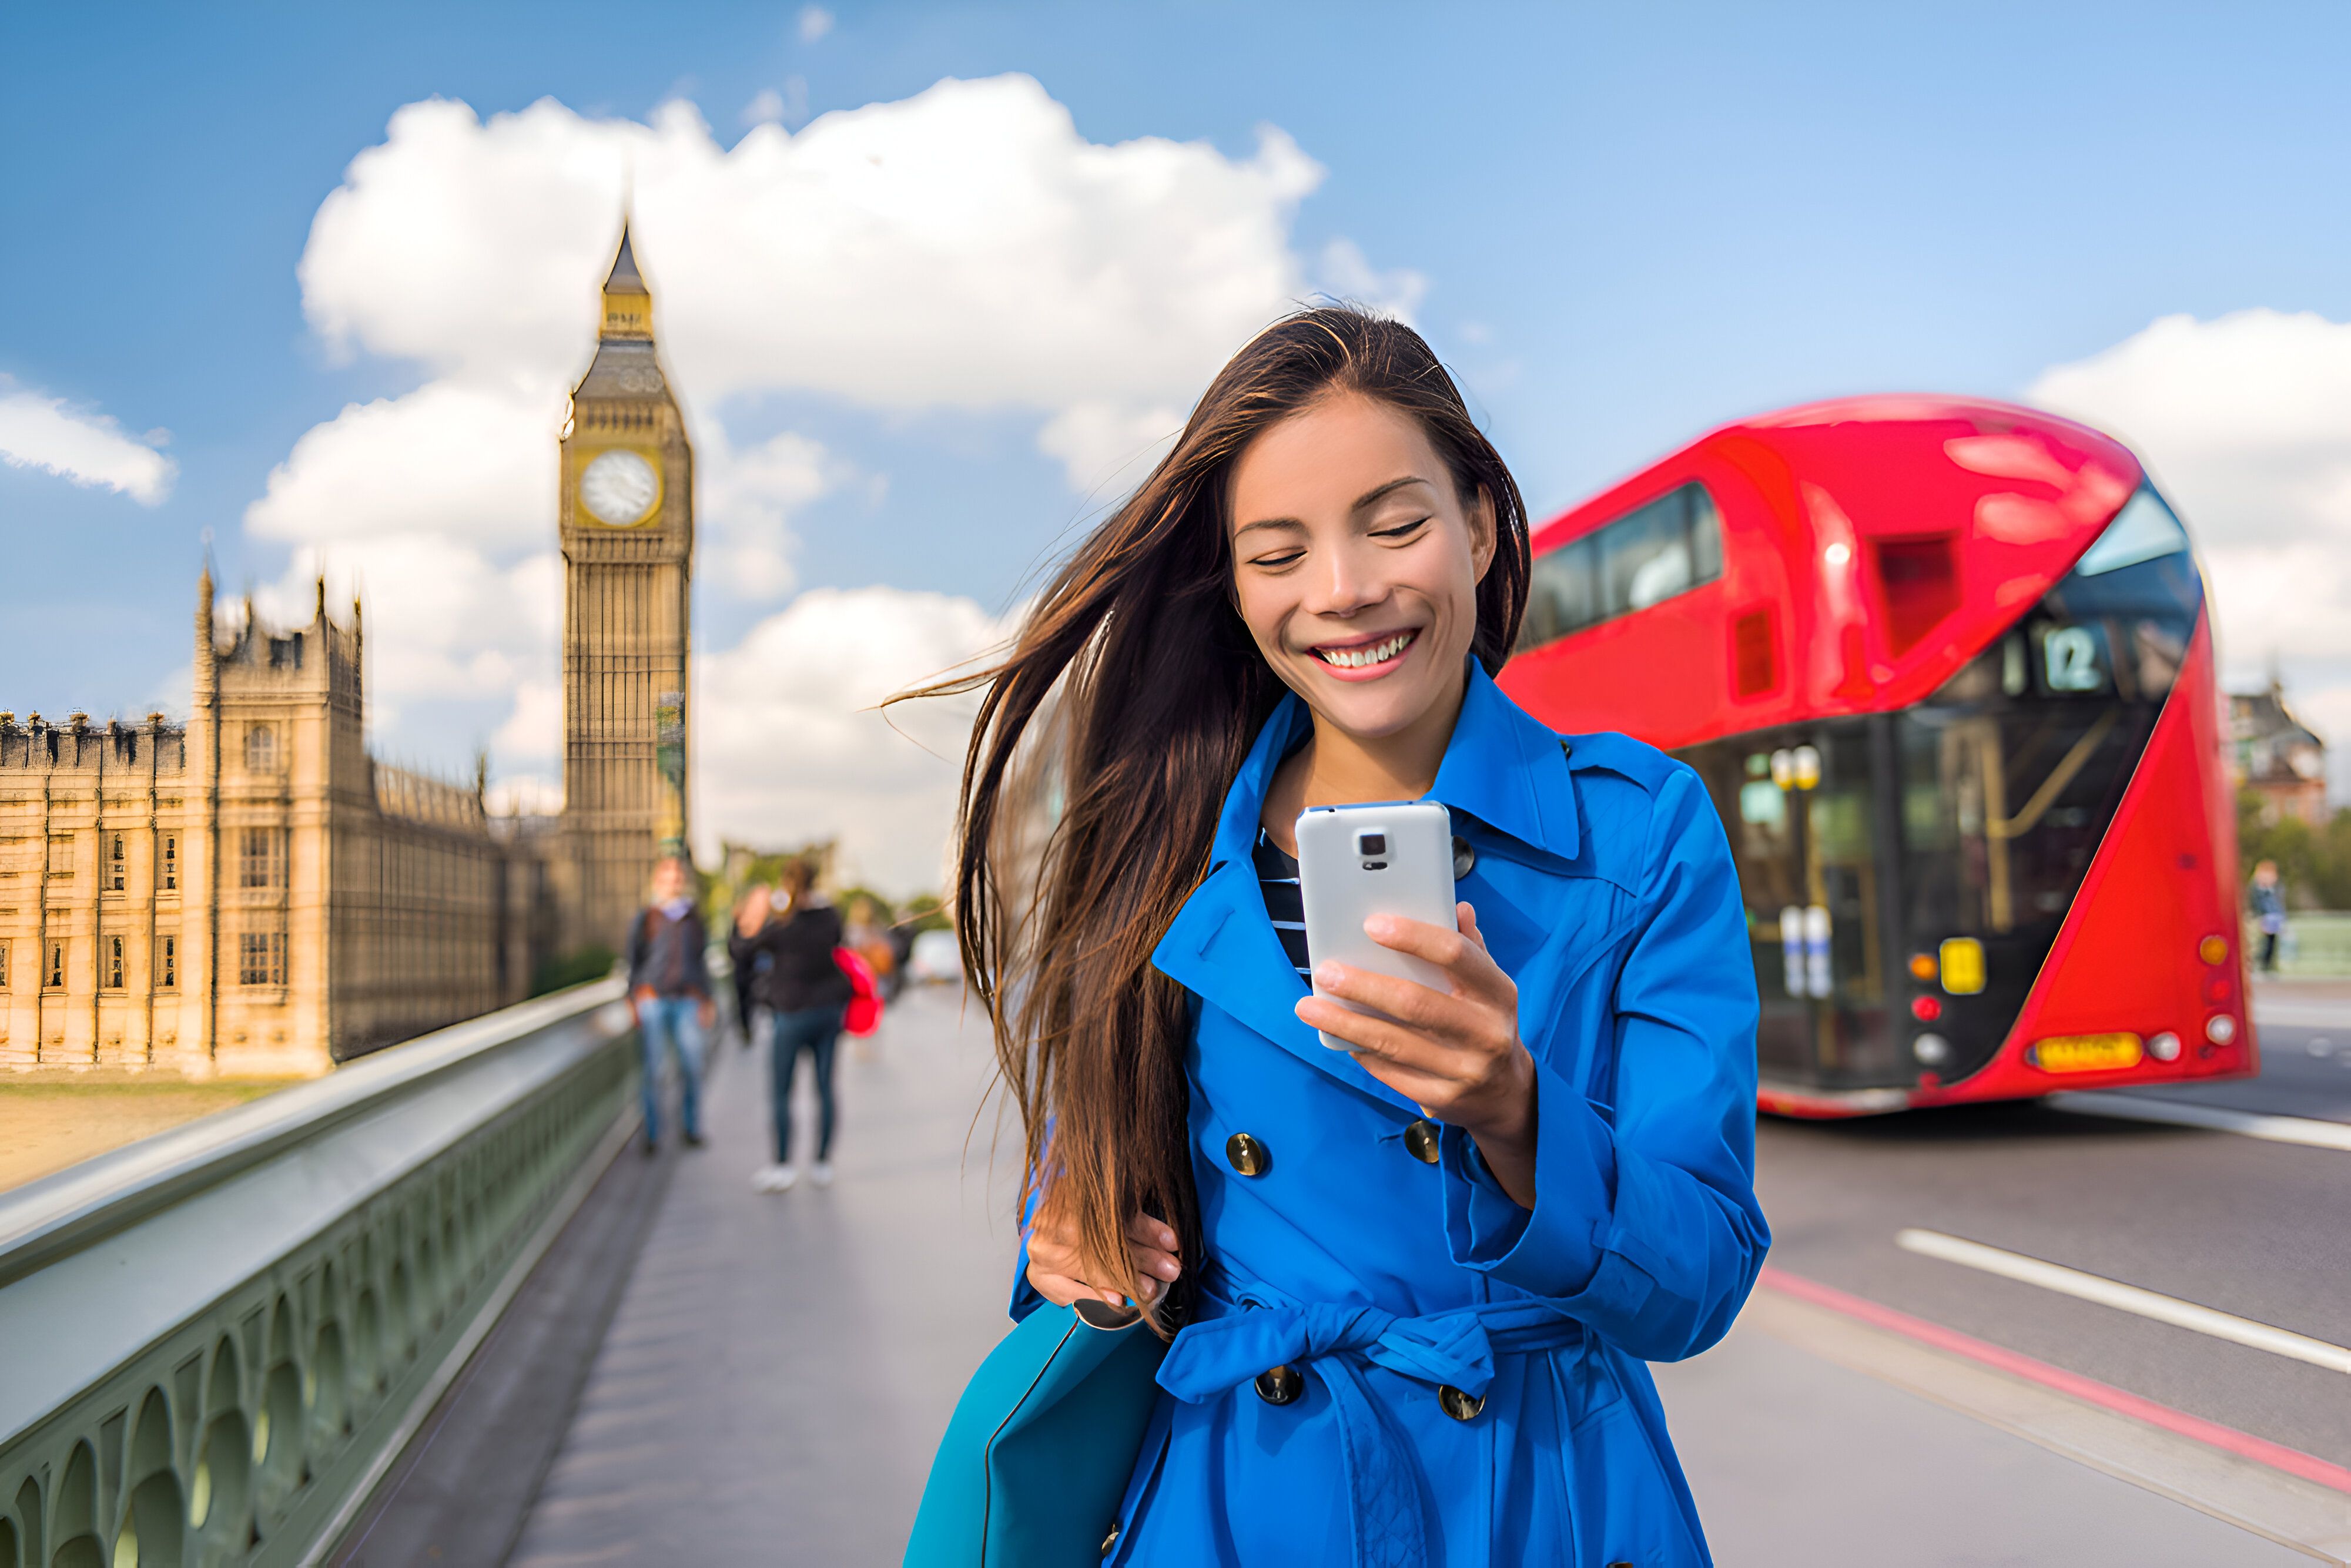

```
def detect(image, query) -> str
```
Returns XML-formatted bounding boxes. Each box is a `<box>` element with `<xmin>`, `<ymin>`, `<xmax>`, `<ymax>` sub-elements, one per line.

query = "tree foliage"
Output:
<box><xmin>2236</xmin><ymin>790</ymin><xmax>2351</xmax><ymax>909</ymax></box>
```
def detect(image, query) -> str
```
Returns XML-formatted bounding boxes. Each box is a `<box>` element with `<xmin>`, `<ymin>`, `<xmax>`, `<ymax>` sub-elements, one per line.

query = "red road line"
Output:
<box><xmin>1757</xmin><ymin>1265</ymin><xmax>2351</xmax><ymax>1497</ymax></box>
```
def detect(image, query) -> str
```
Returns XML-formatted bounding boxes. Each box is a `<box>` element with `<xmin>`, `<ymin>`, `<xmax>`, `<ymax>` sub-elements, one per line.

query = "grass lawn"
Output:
<box><xmin>0</xmin><ymin>1080</ymin><xmax>291</xmax><ymax>1194</ymax></box>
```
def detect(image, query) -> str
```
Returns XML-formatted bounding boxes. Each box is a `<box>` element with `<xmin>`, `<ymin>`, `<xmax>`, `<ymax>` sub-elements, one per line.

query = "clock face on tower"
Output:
<box><xmin>579</xmin><ymin>448</ymin><xmax>659</xmax><ymax>525</ymax></box>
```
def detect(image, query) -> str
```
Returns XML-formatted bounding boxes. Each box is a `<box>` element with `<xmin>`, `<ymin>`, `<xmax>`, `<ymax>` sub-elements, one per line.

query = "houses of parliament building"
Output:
<box><xmin>0</xmin><ymin>229</ymin><xmax>694</xmax><ymax>1078</ymax></box>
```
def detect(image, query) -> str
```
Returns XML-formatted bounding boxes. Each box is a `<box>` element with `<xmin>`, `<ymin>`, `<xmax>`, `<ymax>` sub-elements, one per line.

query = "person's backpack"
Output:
<box><xmin>833</xmin><ymin>944</ymin><xmax>885</xmax><ymax>1036</ymax></box>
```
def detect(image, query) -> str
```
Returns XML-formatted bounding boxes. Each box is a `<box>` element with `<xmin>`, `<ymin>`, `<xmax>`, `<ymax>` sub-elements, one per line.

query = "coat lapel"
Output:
<box><xmin>1154</xmin><ymin>858</ymin><xmax>1419</xmax><ymax>1112</ymax></box>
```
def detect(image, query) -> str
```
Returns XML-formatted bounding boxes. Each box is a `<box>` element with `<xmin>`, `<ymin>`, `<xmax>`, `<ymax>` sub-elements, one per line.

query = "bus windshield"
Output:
<box><xmin>1893</xmin><ymin>485</ymin><xmax>2203</xmax><ymax>1075</ymax></box>
<box><xmin>1678</xmin><ymin>485</ymin><xmax>2205</xmax><ymax>1090</ymax></box>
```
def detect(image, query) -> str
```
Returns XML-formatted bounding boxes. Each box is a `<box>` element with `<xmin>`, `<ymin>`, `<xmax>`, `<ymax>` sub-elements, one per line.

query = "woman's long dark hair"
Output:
<box><xmin>915</xmin><ymin>306</ymin><xmax>1530</xmax><ymax>1332</ymax></box>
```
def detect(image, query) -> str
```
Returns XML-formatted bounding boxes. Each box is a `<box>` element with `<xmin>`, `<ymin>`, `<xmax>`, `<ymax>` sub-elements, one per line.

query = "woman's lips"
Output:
<box><xmin>1308</xmin><ymin>627</ymin><xmax>1419</xmax><ymax>681</ymax></box>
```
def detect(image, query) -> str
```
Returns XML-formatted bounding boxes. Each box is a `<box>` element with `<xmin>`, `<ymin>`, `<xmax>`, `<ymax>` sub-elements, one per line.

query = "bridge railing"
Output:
<box><xmin>0</xmin><ymin>978</ymin><xmax>639</xmax><ymax>1568</ymax></box>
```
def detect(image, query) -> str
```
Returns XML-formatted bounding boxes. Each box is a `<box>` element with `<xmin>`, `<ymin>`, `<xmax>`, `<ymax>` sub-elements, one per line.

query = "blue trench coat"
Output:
<box><xmin>1014</xmin><ymin>665</ymin><xmax>1768</xmax><ymax>1567</ymax></box>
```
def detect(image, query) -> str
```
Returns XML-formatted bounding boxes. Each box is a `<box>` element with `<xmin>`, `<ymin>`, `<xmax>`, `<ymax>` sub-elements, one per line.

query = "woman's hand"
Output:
<box><xmin>1024</xmin><ymin>1197</ymin><xmax>1183</xmax><ymax>1309</ymax></box>
<box><xmin>1294</xmin><ymin>902</ymin><xmax>1539</xmax><ymax>1208</ymax></box>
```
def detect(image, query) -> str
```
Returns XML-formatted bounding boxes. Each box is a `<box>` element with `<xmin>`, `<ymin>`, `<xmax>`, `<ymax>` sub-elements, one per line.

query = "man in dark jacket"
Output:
<box><xmin>625</xmin><ymin>855</ymin><xmax>715</xmax><ymax>1152</ymax></box>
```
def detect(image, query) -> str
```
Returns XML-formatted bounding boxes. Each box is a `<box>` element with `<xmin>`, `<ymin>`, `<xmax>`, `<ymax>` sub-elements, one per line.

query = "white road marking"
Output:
<box><xmin>2255</xmin><ymin>999</ymin><xmax>2351</xmax><ymax>1028</ymax></box>
<box><xmin>2048</xmin><ymin>1091</ymin><xmax>2351</xmax><ymax>1153</ymax></box>
<box><xmin>1894</xmin><ymin>1228</ymin><xmax>2351</xmax><ymax>1378</ymax></box>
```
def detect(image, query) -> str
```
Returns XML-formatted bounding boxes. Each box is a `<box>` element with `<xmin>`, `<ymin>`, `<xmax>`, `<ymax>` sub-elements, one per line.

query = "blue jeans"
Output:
<box><xmin>638</xmin><ymin>995</ymin><xmax>706</xmax><ymax>1143</ymax></box>
<box><xmin>771</xmin><ymin>1005</ymin><xmax>845</xmax><ymax>1162</ymax></box>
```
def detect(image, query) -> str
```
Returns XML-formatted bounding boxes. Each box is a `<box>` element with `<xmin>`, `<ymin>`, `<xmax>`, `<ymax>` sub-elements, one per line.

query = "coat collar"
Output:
<box><xmin>1152</xmin><ymin>661</ymin><xmax>1580</xmax><ymax>1107</ymax></box>
<box><xmin>1201</xmin><ymin>659</ymin><xmax>1580</xmax><ymax>873</ymax></box>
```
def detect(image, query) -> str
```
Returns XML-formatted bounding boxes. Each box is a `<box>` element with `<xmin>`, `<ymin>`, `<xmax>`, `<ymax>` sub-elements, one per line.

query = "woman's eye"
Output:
<box><xmin>1372</xmin><ymin>517</ymin><xmax>1431</xmax><ymax>541</ymax></box>
<box><xmin>1250</xmin><ymin>550</ymin><xmax>1306</xmax><ymax>569</ymax></box>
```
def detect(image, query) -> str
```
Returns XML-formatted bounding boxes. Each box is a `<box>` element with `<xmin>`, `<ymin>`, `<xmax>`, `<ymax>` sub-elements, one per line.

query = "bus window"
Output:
<box><xmin>1519</xmin><ymin>482</ymin><xmax>1723</xmax><ymax>651</ymax></box>
<box><xmin>1521</xmin><ymin>536</ymin><xmax>1598</xmax><ymax>647</ymax></box>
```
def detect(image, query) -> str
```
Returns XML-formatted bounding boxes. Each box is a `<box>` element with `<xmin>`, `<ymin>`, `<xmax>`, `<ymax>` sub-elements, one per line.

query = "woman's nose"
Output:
<box><xmin>1305</xmin><ymin>546</ymin><xmax>1386</xmax><ymax>616</ymax></box>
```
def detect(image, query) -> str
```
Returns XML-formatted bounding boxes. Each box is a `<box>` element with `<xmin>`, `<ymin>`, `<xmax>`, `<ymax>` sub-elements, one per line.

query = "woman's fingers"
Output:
<box><xmin>1363</xmin><ymin>912</ymin><xmax>1512</xmax><ymax>1000</ymax></box>
<box><xmin>1298</xmin><ymin>994</ymin><xmax>1481</xmax><ymax>1077</ymax></box>
<box><xmin>1026</xmin><ymin>1209</ymin><xmax>1180</xmax><ymax>1309</ymax></box>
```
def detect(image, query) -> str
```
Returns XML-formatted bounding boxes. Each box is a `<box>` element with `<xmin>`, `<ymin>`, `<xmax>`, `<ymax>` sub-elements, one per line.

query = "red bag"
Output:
<box><xmin>833</xmin><ymin>945</ymin><xmax>885</xmax><ymax>1037</ymax></box>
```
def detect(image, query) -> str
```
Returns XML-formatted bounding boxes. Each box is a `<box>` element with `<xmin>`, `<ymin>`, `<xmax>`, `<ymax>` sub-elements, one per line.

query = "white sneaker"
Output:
<box><xmin>753</xmin><ymin>1164</ymin><xmax>798</xmax><ymax>1193</ymax></box>
<box><xmin>811</xmin><ymin>1161</ymin><xmax>835</xmax><ymax>1188</ymax></box>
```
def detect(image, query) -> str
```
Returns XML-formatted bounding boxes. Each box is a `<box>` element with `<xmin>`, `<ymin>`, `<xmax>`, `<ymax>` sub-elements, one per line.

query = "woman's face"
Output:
<box><xmin>1228</xmin><ymin>393</ymin><xmax>1495</xmax><ymax>741</ymax></box>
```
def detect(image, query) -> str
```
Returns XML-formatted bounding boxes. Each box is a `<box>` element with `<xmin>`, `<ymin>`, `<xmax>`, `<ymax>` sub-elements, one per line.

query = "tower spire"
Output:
<box><xmin>600</xmin><ymin>219</ymin><xmax>653</xmax><ymax>340</ymax></box>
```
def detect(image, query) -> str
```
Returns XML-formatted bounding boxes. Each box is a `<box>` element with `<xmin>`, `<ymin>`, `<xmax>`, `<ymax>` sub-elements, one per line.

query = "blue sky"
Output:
<box><xmin>6</xmin><ymin>2</ymin><xmax>2349</xmax><ymax>882</ymax></box>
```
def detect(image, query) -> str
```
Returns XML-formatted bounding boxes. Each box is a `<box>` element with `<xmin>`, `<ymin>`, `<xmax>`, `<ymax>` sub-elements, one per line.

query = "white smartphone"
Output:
<box><xmin>1294</xmin><ymin>799</ymin><xmax>1458</xmax><ymax>1050</ymax></box>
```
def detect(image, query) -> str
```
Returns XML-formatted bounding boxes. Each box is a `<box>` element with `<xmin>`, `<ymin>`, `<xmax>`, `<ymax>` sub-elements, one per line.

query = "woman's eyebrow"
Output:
<box><xmin>1233</xmin><ymin>475</ymin><xmax>1435</xmax><ymax>537</ymax></box>
<box><xmin>1352</xmin><ymin>474</ymin><xmax>1434</xmax><ymax>511</ymax></box>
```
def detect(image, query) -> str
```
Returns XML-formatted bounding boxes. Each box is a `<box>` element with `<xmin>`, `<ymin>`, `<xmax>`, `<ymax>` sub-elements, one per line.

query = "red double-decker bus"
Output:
<box><xmin>1501</xmin><ymin>396</ymin><xmax>2256</xmax><ymax>1115</ymax></box>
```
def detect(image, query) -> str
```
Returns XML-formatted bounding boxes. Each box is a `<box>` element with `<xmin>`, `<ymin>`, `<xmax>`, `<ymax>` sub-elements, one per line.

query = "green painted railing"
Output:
<box><xmin>0</xmin><ymin>979</ymin><xmax>638</xmax><ymax>1568</ymax></box>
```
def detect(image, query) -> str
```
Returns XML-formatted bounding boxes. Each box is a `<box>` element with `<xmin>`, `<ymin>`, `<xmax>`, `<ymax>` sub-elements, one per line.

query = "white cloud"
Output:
<box><xmin>696</xmin><ymin>585</ymin><xmax>1010</xmax><ymax>894</ymax></box>
<box><xmin>0</xmin><ymin>377</ymin><xmax>176</xmax><ymax>504</ymax></box>
<box><xmin>249</xmin><ymin>380</ymin><xmax>555</xmax><ymax>547</ymax></box>
<box><xmin>2028</xmin><ymin>308</ymin><xmax>2351</xmax><ymax>796</ymax></box>
<box><xmin>290</xmin><ymin>83</ymin><xmax>1329</xmax><ymax>467</ymax></box>
<box><xmin>493</xmin><ymin>678</ymin><xmax>562</xmax><ymax>766</ymax></box>
<box><xmin>696</xmin><ymin>425</ymin><xmax>840</xmax><ymax>599</ymax></box>
<box><xmin>798</xmin><ymin>5</ymin><xmax>833</xmax><ymax>43</ymax></box>
<box><xmin>742</xmin><ymin>86</ymin><xmax>786</xmax><ymax>128</ymax></box>
<box><xmin>257</xmin><ymin>76</ymin><xmax>1399</xmax><ymax>861</ymax></box>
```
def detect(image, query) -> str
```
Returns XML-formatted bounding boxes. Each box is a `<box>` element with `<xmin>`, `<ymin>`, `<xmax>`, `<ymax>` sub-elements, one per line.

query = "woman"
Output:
<box><xmin>753</xmin><ymin>857</ymin><xmax>853</xmax><ymax>1192</ymax></box>
<box><xmin>726</xmin><ymin>883</ymin><xmax>775</xmax><ymax>1050</ymax></box>
<box><xmin>935</xmin><ymin>307</ymin><xmax>1767</xmax><ymax>1564</ymax></box>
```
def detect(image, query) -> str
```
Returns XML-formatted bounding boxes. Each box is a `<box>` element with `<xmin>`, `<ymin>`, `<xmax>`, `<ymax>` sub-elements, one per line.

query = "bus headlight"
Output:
<box><xmin>2148</xmin><ymin>1031</ymin><xmax>2182</xmax><ymax>1062</ymax></box>
<box><xmin>2205</xmin><ymin>1014</ymin><xmax>2238</xmax><ymax>1046</ymax></box>
<box><xmin>1912</xmin><ymin>1033</ymin><xmax>1950</xmax><ymax>1066</ymax></box>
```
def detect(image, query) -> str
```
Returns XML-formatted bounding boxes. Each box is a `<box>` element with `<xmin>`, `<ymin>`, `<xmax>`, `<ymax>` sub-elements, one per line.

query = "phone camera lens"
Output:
<box><xmin>1357</xmin><ymin>832</ymin><xmax>1387</xmax><ymax>856</ymax></box>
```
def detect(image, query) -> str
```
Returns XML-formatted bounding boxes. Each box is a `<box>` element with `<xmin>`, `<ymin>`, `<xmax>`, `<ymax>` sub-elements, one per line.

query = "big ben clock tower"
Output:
<box><xmin>559</xmin><ymin>223</ymin><xmax>693</xmax><ymax>951</ymax></box>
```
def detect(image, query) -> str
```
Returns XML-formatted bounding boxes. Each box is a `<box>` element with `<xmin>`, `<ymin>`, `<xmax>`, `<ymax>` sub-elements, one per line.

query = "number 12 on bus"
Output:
<box><xmin>1501</xmin><ymin>396</ymin><xmax>2254</xmax><ymax>1115</ymax></box>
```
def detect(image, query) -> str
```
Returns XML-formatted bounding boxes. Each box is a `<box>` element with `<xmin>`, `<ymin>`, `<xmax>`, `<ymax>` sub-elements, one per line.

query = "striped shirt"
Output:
<box><xmin>1253</xmin><ymin>829</ymin><xmax>1314</xmax><ymax>982</ymax></box>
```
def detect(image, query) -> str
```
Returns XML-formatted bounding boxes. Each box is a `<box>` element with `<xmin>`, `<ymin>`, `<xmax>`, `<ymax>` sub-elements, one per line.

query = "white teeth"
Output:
<box><xmin>1319</xmin><ymin>631</ymin><xmax>1414</xmax><ymax>669</ymax></box>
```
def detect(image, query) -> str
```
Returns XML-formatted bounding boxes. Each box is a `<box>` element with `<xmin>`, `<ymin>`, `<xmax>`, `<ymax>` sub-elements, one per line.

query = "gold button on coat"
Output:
<box><xmin>1404</xmin><ymin>1118</ymin><xmax>1442</xmax><ymax>1165</ymax></box>
<box><xmin>1225</xmin><ymin>1131</ymin><xmax>1270</xmax><ymax>1176</ymax></box>
<box><xmin>1438</xmin><ymin>1385</ymin><xmax>1485</xmax><ymax>1421</ymax></box>
<box><xmin>1255</xmin><ymin>1365</ymin><xmax>1304</xmax><ymax>1405</ymax></box>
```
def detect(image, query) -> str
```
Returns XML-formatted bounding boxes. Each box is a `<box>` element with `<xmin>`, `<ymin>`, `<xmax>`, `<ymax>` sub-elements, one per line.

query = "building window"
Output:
<box><xmin>104</xmin><ymin>935</ymin><xmax>125</xmax><ymax>989</ymax></box>
<box><xmin>109</xmin><ymin>833</ymin><xmax>126</xmax><ymax>891</ymax></box>
<box><xmin>46</xmin><ymin>942</ymin><xmax>66</xmax><ymax>989</ymax></box>
<box><xmin>239</xmin><ymin>929</ymin><xmax>286</xmax><ymax>987</ymax></box>
<box><xmin>160</xmin><ymin>835</ymin><xmax>178</xmax><ymax>891</ymax></box>
<box><xmin>240</xmin><ymin>827</ymin><xmax>286</xmax><ymax>889</ymax></box>
<box><xmin>0</xmin><ymin>942</ymin><xmax>9</xmax><ymax>989</ymax></box>
<box><xmin>245</xmin><ymin>724</ymin><xmax>276</xmax><ymax>773</ymax></box>
<box><xmin>157</xmin><ymin>934</ymin><xmax>176</xmax><ymax>990</ymax></box>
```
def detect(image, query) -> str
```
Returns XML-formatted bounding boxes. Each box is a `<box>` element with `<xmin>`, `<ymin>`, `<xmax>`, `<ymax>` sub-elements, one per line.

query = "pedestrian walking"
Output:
<box><xmin>728</xmin><ymin>883</ymin><xmax>776</xmax><ymax>1049</ymax></box>
<box><xmin>909</xmin><ymin>307</ymin><xmax>1766</xmax><ymax>1565</ymax></box>
<box><xmin>2251</xmin><ymin>858</ymin><xmax>2287</xmax><ymax>973</ymax></box>
<box><xmin>625</xmin><ymin>855</ymin><xmax>714</xmax><ymax>1154</ymax></box>
<box><xmin>752</xmin><ymin>857</ymin><xmax>853</xmax><ymax>1193</ymax></box>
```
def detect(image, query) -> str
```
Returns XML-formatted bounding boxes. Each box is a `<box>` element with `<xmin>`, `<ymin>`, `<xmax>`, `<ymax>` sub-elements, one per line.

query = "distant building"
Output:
<box><xmin>2230</xmin><ymin>678</ymin><xmax>2329</xmax><ymax>827</ymax></box>
<box><xmin>0</xmin><ymin>226</ymin><xmax>693</xmax><ymax>1077</ymax></box>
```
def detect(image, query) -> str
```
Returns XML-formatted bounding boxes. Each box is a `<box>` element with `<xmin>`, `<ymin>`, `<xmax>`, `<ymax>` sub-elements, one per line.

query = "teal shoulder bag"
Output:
<box><xmin>903</xmin><ymin>1296</ymin><xmax>1167</xmax><ymax>1566</ymax></box>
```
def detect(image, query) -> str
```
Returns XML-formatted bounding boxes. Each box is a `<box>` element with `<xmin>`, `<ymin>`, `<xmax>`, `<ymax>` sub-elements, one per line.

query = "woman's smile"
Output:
<box><xmin>1308</xmin><ymin>626</ymin><xmax>1421</xmax><ymax>678</ymax></box>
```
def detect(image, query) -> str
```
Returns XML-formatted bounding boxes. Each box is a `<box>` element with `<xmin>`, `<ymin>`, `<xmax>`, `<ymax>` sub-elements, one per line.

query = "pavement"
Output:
<box><xmin>335</xmin><ymin>978</ymin><xmax>2351</xmax><ymax>1563</ymax></box>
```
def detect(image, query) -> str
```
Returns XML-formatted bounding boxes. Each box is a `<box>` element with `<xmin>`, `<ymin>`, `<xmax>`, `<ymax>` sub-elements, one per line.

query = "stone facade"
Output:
<box><xmin>0</xmin><ymin>227</ymin><xmax>692</xmax><ymax>1078</ymax></box>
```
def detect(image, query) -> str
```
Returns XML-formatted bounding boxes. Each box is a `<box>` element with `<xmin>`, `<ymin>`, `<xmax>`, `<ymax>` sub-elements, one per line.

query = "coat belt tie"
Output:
<box><xmin>1156</xmin><ymin>1293</ymin><xmax>1584</xmax><ymax>1568</ymax></box>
